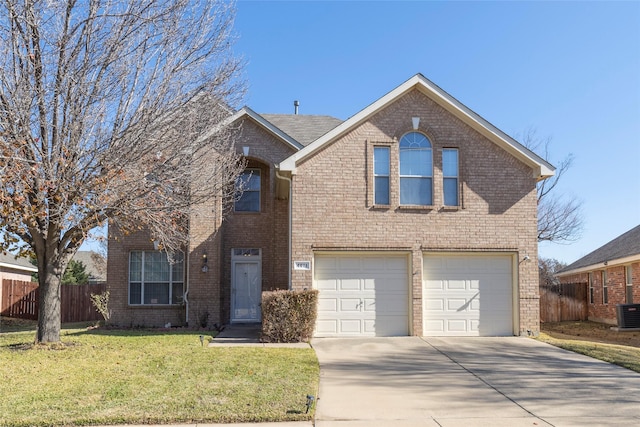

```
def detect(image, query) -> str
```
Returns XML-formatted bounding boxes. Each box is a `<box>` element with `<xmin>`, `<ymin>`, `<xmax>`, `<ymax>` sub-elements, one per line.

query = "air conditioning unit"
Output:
<box><xmin>616</xmin><ymin>304</ymin><xmax>640</xmax><ymax>329</ymax></box>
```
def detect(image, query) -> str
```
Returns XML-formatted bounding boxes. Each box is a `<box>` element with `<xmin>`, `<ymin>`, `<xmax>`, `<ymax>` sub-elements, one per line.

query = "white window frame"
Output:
<box><xmin>442</xmin><ymin>148</ymin><xmax>459</xmax><ymax>206</ymax></box>
<box><xmin>235</xmin><ymin>168</ymin><xmax>261</xmax><ymax>212</ymax></box>
<box><xmin>374</xmin><ymin>146</ymin><xmax>390</xmax><ymax>205</ymax></box>
<box><xmin>602</xmin><ymin>270</ymin><xmax>608</xmax><ymax>304</ymax></box>
<box><xmin>399</xmin><ymin>132</ymin><xmax>433</xmax><ymax>206</ymax></box>
<box><xmin>129</xmin><ymin>251</ymin><xmax>184</xmax><ymax>306</ymax></box>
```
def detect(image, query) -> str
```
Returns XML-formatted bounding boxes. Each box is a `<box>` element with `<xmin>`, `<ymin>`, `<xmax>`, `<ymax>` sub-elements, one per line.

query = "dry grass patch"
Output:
<box><xmin>0</xmin><ymin>321</ymin><xmax>319</xmax><ymax>426</ymax></box>
<box><xmin>538</xmin><ymin>321</ymin><xmax>640</xmax><ymax>373</ymax></box>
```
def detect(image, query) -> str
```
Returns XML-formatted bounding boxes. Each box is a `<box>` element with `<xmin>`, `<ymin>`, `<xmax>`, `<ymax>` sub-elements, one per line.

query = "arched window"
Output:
<box><xmin>399</xmin><ymin>132</ymin><xmax>432</xmax><ymax>205</ymax></box>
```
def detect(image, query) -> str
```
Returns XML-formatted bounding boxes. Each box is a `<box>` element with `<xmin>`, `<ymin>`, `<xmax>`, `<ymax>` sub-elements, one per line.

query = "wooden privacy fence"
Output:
<box><xmin>1</xmin><ymin>279</ymin><xmax>106</xmax><ymax>323</ymax></box>
<box><xmin>540</xmin><ymin>282</ymin><xmax>588</xmax><ymax>322</ymax></box>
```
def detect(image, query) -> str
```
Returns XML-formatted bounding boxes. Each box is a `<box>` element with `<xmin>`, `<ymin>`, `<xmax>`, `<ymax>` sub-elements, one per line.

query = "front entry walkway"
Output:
<box><xmin>311</xmin><ymin>336</ymin><xmax>640</xmax><ymax>426</ymax></box>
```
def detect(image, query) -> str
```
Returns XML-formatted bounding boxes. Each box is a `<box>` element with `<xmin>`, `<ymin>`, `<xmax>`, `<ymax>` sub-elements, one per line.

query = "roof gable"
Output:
<box><xmin>278</xmin><ymin>73</ymin><xmax>555</xmax><ymax>180</ymax></box>
<box><xmin>557</xmin><ymin>225</ymin><xmax>640</xmax><ymax>275</ymax></box>
<box><xmin>227</xmin><ymin>107</ymin><xmax>304</xmax><ymax>151</ymax></box>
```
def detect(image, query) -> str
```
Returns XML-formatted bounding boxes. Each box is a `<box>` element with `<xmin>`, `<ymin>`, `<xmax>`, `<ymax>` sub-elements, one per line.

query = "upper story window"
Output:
<box><xmin>442</xmin><ymin>148</ymin><xmax>459</xmax><ymax>206</ymax></box>
<box><xmin>129</xmin><ymin>251</ymin><xmax>184</xmax><ymax>305</ymax></box>
<box><xmin>235</xmin><ymin>169</ymin><xmax>261</xmax><ymax>212</ymax></box>
<box><xmin>374</xmin><ymin>146</ymin><xmax>390</xmax><ymax>205</ymax></box>
<box><xmin>399</xmin><ymin>132</ymin><xmax>432</xmax><ymax>205</ymax></box>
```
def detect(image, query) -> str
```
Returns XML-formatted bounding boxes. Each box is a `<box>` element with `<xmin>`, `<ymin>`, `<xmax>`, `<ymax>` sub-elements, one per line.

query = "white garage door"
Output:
<box><xmin>423</xmin><ymin>254</ymin><xmax>514</xmax><ymax>336</ymax></box>
<box><xmin>315</xmin><ymin>254</ymin><xmax>409</xmax><ymax>337</ymax></box>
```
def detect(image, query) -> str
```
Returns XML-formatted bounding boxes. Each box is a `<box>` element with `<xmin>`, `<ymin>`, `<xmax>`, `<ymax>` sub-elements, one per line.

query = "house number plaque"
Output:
<box><xmin>294</xmin><ymin>261</ymin><xmax>311</xmax><ymax>270</ymax></box>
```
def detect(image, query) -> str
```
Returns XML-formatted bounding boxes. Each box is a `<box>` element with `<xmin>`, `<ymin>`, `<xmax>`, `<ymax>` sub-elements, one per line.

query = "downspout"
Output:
<box><xmin>184</xmin><ymin>246</ymin><xmax>190</xmax><ymax>326</ymax></box>
<box><xmin>275</xmin><ymin>168</ymin><xmax>293</xmax><ymax>290</ymax></box>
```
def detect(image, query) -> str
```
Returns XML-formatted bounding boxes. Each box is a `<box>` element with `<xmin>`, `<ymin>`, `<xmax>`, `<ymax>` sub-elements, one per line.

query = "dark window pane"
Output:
<box><xmin>172</xmin><ymin>283</ymin><xmax>184</xmax><ymax>305</ymax></box>
<box><xmin>235</xmin><ymin>191</ymin><xmax>260</xmax><ymax>212</ymax></box>
<box><xmin>374</xmin><ymin>176</ymin><xmax>390</xmax><ymax>205</ymax></box>
<box><xmin>144</xmin><ymin>283</ymin><xmax>169</xmax><ymax>304</ymax></box>
<box><xmin>129</xmin><ymin>283</ymin><xmax>141</xmax><ymax>305</ymax></box>
<box><xmin>400</xmin><ymin>177</ymin><xmax>432</xmax><ymax>205</ymax></box>
<box><xmin>443</xmin><ymin>178</ymin><xmax>458</xmax><ymax>206</ymax></box>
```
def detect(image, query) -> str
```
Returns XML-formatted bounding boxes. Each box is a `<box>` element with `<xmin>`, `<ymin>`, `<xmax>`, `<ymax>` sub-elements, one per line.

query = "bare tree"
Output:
<box><xmin>520</xmin><ymin>128</ymin><xmax>584</xmax><ymax>243</ymax></box>
<box><xmin>0</xmin><ymin>0</ymin><xmax>245</xmax><ymax>342</ymax></box>
<box><xmin>538</xmin><ymin>257</ymin><xmax>567</xmax><ymax>287</ymax></box>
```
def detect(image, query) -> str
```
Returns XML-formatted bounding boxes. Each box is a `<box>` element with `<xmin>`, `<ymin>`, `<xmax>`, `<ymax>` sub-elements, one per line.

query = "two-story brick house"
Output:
<box><xmin>107</xmin><ymin>74</ymin><xmax>554</xmax><ymax>336</ymax></box>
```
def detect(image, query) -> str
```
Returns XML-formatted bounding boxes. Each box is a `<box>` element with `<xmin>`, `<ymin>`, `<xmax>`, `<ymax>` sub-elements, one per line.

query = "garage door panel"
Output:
<box><xmin>317</xmin><ymin>279</ymin><xmax>338</xmax><ymax>291</ymax></box>
<box><xmin>425</xmin><ymin>280</ymin><xmax>444</xmax><ymax>290</ymax></box>
<box><xmin>315</xmin><ymin>254</ymin><xmax>409</xmax><ymax>337</ymax></box>
<box><xmin>340</xmin><ymin>298</ymin><xmax>361</xmax><ymax>312</ymax></box>
<box><xmin>318</xmin><ymin>298</ymin><xmax>338</xmax><ymax>312</ymax></box>
<box><xmin>423</xmin><ymin>254</ymin><xmax>514</xmax><ymax>337</ymax></box>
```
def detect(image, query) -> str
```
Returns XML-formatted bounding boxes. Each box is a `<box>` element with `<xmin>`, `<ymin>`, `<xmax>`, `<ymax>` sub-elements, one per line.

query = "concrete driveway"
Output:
<box><xmin>311</xmin><ymin>336</ymin><xmax>640</xmax><ymax>427</ymax></box>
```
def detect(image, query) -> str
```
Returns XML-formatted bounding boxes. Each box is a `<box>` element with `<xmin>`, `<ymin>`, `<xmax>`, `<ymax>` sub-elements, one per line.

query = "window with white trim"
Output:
<box><xmin>399</xmin><ymin>132</ymin><xmax>432</xmax><ymax>205</ymax></box>
<box><xmin>589</xmin><ymin>272</ymin><xmax>594</xmax><ymax>304</ymax></box>
<box><xmin>129</xmin><ymin>251</ymin><xmax>184</xmax><ymax>305</ymax></box>
<box><xmin>374</xmin><ymin>146</ymin><xmax>390</xmax><ymax>205</ymax></box>
<box><xmin>235</xmin><ymin>169</ymin><xmax>261</xmax><ymax>212</ymax></box>
<box><xmin>626</xmin><ymin>265</ymin><xmax>633</xmax><ymax>304</ymax></box>
<box><xmin>442</xmin><ymin>148</ymin><xmax>459</xmax><ymax>206</ymax></box>
<box><xmin>602</xmin><ymin>270</ymin><xmax>608</xmax><ymax>304</ymax></box>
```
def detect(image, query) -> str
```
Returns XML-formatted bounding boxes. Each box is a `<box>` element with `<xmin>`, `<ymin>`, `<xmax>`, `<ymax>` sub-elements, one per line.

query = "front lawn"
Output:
<box><xmin>538</xmin><ymin>321</ymin><xmax>640</xmax><ymax>374</ymax></box>
<box><xmin>0</xmin><ymin>320</ymin><xmax>319</xmax><ymax>426</ymax></box>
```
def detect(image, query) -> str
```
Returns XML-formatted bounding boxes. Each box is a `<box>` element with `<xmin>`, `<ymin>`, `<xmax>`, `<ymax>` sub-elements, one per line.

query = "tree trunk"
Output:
<box><xmin>35</xmin><ymin>242</ymin><xmax>68</xmax><ymax>343</ymax></box>
<box><xmin>37</xmin><ymin>270</ymin><xmax>62</xmax><ymax>342</ymax></box>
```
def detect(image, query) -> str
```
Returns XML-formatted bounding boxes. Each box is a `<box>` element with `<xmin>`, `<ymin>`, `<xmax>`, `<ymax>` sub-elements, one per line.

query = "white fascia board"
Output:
<box><xmin>279</xmin><ymin>74</ymin><xmax>555</xmax><ymax>180</ymax></box>
<box><xmin>198</xmin><ymin>107</ymin><xmax>304</xmax><ymax>151</ymax></box>
<box><xmin>0</xmin><ymin>262</ymin><xmax>38</xmax><ymax>273</ymax></box>
<box><xmin>555</xmin><ymin>254</ymin><xmax>640</xmax><ymax>277</ymax></box>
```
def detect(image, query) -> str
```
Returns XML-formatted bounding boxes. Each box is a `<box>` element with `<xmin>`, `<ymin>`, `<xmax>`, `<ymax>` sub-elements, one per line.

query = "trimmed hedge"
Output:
<box><xmin>261</xmin><ymin>289</ymin><xmax>318</xmax><ymax>343</ymax></box>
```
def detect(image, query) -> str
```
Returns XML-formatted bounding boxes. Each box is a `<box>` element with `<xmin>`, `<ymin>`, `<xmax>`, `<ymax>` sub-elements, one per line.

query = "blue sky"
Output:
<box><xmin>232</xmin><ymin>0</ymin><xmax>640</xmax><ymax>265</ymax></box>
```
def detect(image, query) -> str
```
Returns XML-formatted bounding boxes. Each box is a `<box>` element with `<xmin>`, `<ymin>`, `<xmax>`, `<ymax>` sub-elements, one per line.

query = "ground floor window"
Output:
<box><xmin>129</xmin><ymin>251</ymin><xmax>184</xmax><ymax>305</ymax></box>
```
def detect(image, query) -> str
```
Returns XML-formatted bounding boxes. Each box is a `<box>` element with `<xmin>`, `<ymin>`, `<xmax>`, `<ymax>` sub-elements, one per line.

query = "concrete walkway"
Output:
<box><xmin>311</xmin><ymin>336</ymin><xmax>640</xmax><ymax>427</ymax></box>
<box><xmin>208</xmin><ymin>323</ymin><xmax>310</xmax><ymax>348</ymax></box>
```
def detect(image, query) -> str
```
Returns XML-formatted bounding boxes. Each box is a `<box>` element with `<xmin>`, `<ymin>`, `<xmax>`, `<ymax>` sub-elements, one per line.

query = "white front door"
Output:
<box><xmin>232</xmin><ymin>261</ymin><xmax>261</xmax><ymax>322</ymax></box>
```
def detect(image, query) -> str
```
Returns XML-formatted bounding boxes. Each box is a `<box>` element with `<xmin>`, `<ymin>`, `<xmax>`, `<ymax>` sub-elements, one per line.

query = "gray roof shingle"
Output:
<box><xmin>558</xmin><ymin>225</ymin><xmax>640</xmax><ymax>274</ymax></box>
<box><xmin>261</xmin><ymin>114</ymin><xmax>342</xmax><ymax>146</ymax></box>
<box><xmin>0</xmin><ymin>252</ymin><xmax>36</xmax><ymax>271</ymax></box>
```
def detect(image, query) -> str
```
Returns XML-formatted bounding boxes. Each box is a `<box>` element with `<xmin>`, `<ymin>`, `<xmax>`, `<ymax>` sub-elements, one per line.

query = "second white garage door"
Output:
<box><xmin>315</xmin><ymin>254</ymin><xmax>409</xmax><ymax>337</ymax></box>
<box><xmin>423</xmin><ymin>253</ymin><xmax>514</xmax><ymax>336</ymax></box>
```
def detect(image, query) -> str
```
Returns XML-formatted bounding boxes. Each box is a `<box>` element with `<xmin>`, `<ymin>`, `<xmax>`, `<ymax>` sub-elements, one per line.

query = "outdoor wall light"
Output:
<box><xmin>201</xmin><ymin>253</ymin><xmax>208</xmax><ymax>273</ymax></box>
<box><xmin>412</xmin><ymin>117</ymin><xmax>420</xmax><ymax>130</ymax></box>
<box><xmin>305</xmin><ymin>394</ymin><xmax>315</xmax><ymax>413</ymax></box>
<box><xmin>243</xmin><ymin>146</ymin><xmax>250</xmax><ymax>156</ymax></box>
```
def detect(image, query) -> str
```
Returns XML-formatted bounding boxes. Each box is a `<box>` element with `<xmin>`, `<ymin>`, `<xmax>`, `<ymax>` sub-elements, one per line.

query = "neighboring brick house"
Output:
<box><xmin>556</xmin><ymin>225</ymin><xmax>640</xmax><ymax>324</ymax></box>
<box><xmin>107</xmin><ymin>73</ymin><xmax>554</xmax><ymax>336</ymax></box>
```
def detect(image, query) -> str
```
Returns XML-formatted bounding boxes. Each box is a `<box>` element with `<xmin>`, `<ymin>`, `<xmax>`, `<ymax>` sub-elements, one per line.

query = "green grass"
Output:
<box><xmin>0</xmin><ymin>321</ymin><xmax>319</xmax><ymax>426</ymax></box>
<box><xmin>536</xmin><ymin>332</ymin><xmax>640</xmax><ymax>374</ymax></box>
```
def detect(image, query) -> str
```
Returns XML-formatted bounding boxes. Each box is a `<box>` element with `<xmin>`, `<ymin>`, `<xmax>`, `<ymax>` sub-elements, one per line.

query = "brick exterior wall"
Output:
<box><xmin>220</xmin><ymin>119</ymin><xmax>296</xmax><ymax>321</ymax></box>
<box><xmin>107</xmin><ymin>117</ymin><xmax>295</xmax><ymax>328</ymax></box>
<box><xmin>289</xmin><ymin>89</ymin><xmax>540</xmax><ymax>336</ymax></box>
<box><xmin>559</xmin><ymin>261</ymin><xmax>640</xmax><ymax>324</ymax></box>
